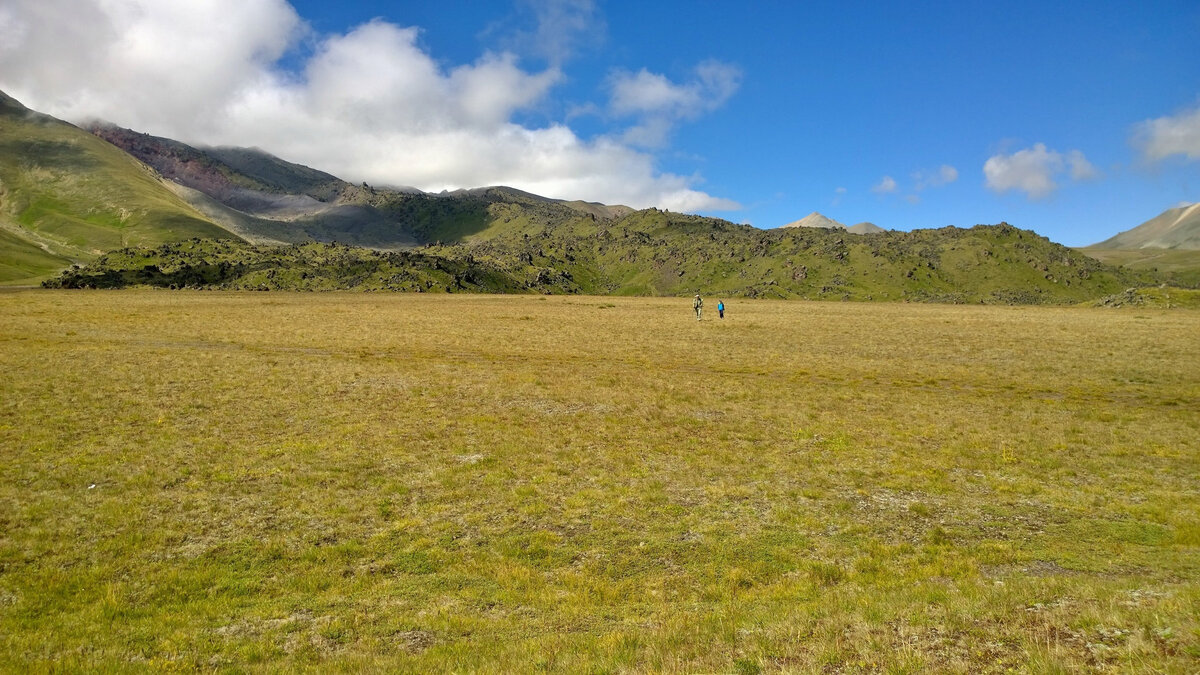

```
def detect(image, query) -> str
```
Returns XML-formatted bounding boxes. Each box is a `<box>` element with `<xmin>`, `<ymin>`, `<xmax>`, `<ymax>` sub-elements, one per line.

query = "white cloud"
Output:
<box><xmin>491</xmin><ymin>0</ymin><xmax>604</xmax><ymax>66</ymax></box>
<box><xmin>872</xmin><ymin>176</ymin><xmax>898</xmax><ymax>193</ymax></box>
<box><xmin>831</xmin><ymin>186</ymin><xmax>846</xmax><ymax>206</ymax></box>
<box><xmin>607</xmin><ymin>60</ymin><xmax>741</xmax><ymax>147</ymax></box>
<box><xmin>913</xmin><ymin>164</ymin><xmax>959</xmax><ymax>190</ymax></box>
<box><xmin>983</xmin><ymin>143</ymin><xmax>1095</xmax><ymax>199</ymax></box>
<box><xmin>872</xmin><ymin>165</ymin><xmax>955</xmax><ymax>204</ymax></box>
<box><xmin>0</xmin><ymin>0</ymin><xmax>739</xmax><ymax>213</ymax></box>
<box><xmin>1135</xmin><ymin>105</ymin><xmax>1200</xmax><ymax>162</ymax></box>
<box><xmin>610</xmin><ymin>70</ymin><xmax>694</xmax><ymax>116</ymax></box>
<box><xmin>0</xmin><ymin>0</ymin><xmax>303</xmax><ymax>135</ymax></box>
<box><xmin>1066</xmin><ymin>150</ymin><xmax>1099</xmax><ymax>180</ymax></box>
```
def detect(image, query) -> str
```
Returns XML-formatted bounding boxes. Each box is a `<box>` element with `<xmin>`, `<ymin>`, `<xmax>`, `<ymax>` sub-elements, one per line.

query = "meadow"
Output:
<box><xmin>0</xmin><ymin>291</ymin><xmax>1196</xmax><ymax>672</ymax></box>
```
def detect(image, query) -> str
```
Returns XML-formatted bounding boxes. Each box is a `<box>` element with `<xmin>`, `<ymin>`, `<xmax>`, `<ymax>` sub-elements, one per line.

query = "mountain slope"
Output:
<box><xmin>1088</xmin><ymin>203</ymin><xmax>1200</xmax><ymax>250</ymax></box>
<box><xmin>87</xmin><ymin>123</ymin><xmax>419</xmax><ymax>248</ymax></box>
<box><xmin>0</xmin><ymin>91</ymin><xmax>237</xmax><ymax>283</ymax></box>
<box><xmin>1078</xmin><ymin>203</ymin><xmax>1200</xmax><ymax>286</ymax></box>
<box><xmin>87</xmin><ymin>125</ymin><xmax>640</xmax><ymax>250</ymax></box>
<box><xmin>0</xmin><ymin>227</ymin><xmax>74</xmax><ymax>284</ymax></box>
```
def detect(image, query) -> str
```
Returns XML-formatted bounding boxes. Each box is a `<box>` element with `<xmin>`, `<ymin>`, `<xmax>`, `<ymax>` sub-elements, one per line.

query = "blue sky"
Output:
<box><xmin>2</xmin><ymin>0</ymin><xmax>1197</xmax><ymax>245</ymax></box>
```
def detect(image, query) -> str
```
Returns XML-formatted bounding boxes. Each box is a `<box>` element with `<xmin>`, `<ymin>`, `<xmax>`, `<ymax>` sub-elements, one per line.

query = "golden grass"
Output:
<box><xmin>1</xmin><ymin>291</ymin><xmax>1197</xmax><ymax>672</ymax></box>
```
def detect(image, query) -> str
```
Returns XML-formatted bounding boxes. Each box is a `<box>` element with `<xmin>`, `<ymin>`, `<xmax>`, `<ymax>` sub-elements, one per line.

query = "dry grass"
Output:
<box><xmin>1</xmin><ymin>291</ymin><xmax>1197</xmax><ymax>672</ymax></box>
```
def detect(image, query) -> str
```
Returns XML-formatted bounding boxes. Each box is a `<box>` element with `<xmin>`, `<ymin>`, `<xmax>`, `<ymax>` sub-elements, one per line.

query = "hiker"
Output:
<box><xmin>717</xmin><ymin>300</ymin><xmax>725</xmax><ymax>319</ymax></box>
<box><xmin>693</xmin><ymin>294</ymin><xmax>703</xmax><ymax>321</ymax></box>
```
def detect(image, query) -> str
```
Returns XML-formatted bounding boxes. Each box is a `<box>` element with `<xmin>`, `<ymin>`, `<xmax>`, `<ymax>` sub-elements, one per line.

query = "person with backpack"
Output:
<box><xmin>693</xmin><ymin>294</ymin><xmax>703</xmax><ymax>320</ymax></box>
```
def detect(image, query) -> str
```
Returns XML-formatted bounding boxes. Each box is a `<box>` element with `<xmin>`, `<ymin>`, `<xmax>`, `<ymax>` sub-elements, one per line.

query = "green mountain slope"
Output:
<box><xmin>0</xmin><ymin>91</ymin><xmax>236</xmax><ymax>283</ymax></box>
<box><xmin>0</xmin><ymin>227</ymin><xmax>74</xmax><ymax>284</ymax></box>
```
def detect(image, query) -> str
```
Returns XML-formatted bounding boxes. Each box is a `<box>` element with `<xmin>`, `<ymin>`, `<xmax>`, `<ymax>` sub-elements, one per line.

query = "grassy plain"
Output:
<box><xmin>1</xmin><ymin>291</ymin><xmax>1197</xmax><ymax>672</ymax></box>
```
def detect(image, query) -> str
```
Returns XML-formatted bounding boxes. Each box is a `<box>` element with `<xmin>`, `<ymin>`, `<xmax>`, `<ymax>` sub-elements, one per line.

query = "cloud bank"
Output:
<box><xmin>983</xmin><ymin>143</ymin><xmax>1096</xmax><ymax>199</ymax></box>
<box><xmin>0</xmin><ymin>0</ymin><xmax>739</xmax><ymax>212</ymax></box>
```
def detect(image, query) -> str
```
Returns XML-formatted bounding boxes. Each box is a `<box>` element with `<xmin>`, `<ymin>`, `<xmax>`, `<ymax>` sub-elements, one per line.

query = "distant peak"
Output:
<box><xmin>847</xmin><ymin>222</ymin><xmax>885</xmax><ymax>234</ymax></box>
<box><xmin>780</xmin><ymin>212</ymin><xmax>846</xmax><ymax>230</ymax></box>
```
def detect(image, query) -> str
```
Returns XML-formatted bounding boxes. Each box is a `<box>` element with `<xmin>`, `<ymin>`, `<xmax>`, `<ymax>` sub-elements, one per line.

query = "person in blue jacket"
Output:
<box><xmin>717</xmin><ymin>300</ymin><xmax>725</xmax><ymax>319</ymax></box>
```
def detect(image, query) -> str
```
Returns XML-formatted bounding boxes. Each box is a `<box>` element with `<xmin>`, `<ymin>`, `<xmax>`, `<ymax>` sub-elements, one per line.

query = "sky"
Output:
<box><xmin>0</xmin><ymin>0</ymin><xmax>1197</xmax><ymax>245</ymax></box>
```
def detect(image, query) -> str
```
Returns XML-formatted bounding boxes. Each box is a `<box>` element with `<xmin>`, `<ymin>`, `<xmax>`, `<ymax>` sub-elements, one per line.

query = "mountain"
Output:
<box><xmin>0</xmin><ymin>91</ymin><xmax>237</xmax><ymax>283</ymax></box>
<box><xmin>847</xmin><ymin>222</ymin><xmax>885</xmax><ymax>234</ymax></box>
<box><xmin>1088</xmin><ymin>203</ymin><xmax>1200</xmax><ymax>250</ymax></box>
<box><xmin>780</xmin><ymin>212</ymin><xmax>846</xmax><ymax>230</ymax></box>
<box><xmin>85</xmin><ymin>123</ymin><xmax>644</xmax><ymax>251</ymax></box>
<box><xmin>782</xmin><ymin>216</ymin><xmax>884</xmax><ymax>235</ymax></box>
<box><xmin>1078</xmin><ymin>204</ymin><xmax>1200</xmax><ymax>287</ymax></box>
<box><xmin>0</xmin><ymin>91</ymin><xmax>1166</xmax><ymax>301</ymax></box>
<box><xmin>86</xmin><ymin>123</ymin><xmax>419</xmax><ymax>249</ymax></box>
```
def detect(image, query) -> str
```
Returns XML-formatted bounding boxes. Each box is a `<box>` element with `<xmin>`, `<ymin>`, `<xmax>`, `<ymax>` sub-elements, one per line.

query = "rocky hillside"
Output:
<box><xmin>49</xmin><ymin>214</ymin><xmax>1149</xmax><ymax>303</ymax></box>
<box><xmin>44</xmin><ymin>238</ymin><xmax>568</xmax><ymax>294</ymax></box>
